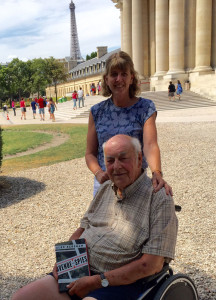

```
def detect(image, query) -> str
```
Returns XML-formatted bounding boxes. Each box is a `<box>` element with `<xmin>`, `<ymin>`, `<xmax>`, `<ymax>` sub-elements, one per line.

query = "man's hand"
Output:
<box><xmin>152</xmin><ymin>172</ymin><xmax>173</xmax><ymax>196</ymax></box>
<box><xmin>52</xmin><ymin>263</ymin><xmax>58</xmax><ymax>281</ymax></box>
<box><xmin>95</xmin><ymin>170</ymin><xmax>109</xmax><ymax>184</ymax></box>
<box><xmin>67</xmin><ymin>275</ymin><xmax>100</xmax><ymax>298</ymax></box>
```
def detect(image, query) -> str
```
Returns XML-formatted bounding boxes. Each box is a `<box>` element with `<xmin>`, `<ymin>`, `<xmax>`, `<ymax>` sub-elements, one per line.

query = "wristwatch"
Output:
<box><xmin>100</xmin><ymin>273</ymin><xmax>109</xmax><ymax>287</ymax></box>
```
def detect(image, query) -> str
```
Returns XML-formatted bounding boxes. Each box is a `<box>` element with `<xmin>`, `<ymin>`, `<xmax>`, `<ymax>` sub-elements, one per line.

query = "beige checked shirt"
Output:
<box><xmin>80</xmin><ymin>172</ymin><xmax>178</xmax><ymax>273</ymax></box>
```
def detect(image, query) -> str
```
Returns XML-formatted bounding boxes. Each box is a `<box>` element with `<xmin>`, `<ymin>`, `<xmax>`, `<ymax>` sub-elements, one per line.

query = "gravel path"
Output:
<box><xmin>0</xmin><ymin>122</ymin><xmax>216</xmax><ymax>300</ymax></box>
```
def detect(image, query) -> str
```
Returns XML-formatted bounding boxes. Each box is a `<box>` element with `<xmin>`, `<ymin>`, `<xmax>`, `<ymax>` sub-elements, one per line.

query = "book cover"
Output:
<box><xmin>55</xmin><ymin>238</ymin><xmax>90</xmax><ymax>293</ymax></box>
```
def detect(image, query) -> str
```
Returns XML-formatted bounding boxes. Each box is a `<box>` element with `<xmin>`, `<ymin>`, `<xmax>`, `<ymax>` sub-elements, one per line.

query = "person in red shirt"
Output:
<box><xmin>37</xmin><ymin>96</ymin><xmax>45</xmax><ymax>121</ymax></box>
<box><xmin>72</xmin><ymin>91</ymin><xmax>78</xmax><ymax>110</ymax></box>
<box><xmin>20</xmin><ymin>97</ymin><xmax>26</xmax><ymax>120</ymax></box>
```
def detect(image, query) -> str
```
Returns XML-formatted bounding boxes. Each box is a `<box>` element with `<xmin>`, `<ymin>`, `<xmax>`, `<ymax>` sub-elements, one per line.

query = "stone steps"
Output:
<box><xmin>53</xmin><ymin>91</ymin><xmax>216</xmax><ymax>121</ymax></box>
<box><xmin>141</xmin><ymin>91</ymin><xmax>216</xmax><ymax>111</ymax></box>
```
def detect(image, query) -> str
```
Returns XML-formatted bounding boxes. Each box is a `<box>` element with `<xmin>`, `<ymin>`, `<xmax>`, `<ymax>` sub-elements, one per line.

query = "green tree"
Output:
<box><xmin>0</xmin><ymin>65</ymin><xmax>15</xmax><ymax>102</ymax></box>
<box><xmin>86</xmin><ymin>51</ymin><xmax>97</xmax><ymax>61</ymax></box>
<box><xmin>7</xmin><ymin>58</ymin><xmax>30</xmax><ymax>100</ymax></box>
<box><xmin>44</xmin><ymin>57</ymin><xmax>69</xmax><ymax>102</ymax></box>
<box><xmin>0</xmin><ymin>59</ymin><xmax>31</xmax><ymax>102</ymax></box>
<box><xmin>0</xmin><ymin>57</ymin><xmax>69</xmax><ymax>101</ymax></box>
<box><xmin>31</xmin><ymin>58</ymin><xmax>49</xmax><ymax>98</ymax></box>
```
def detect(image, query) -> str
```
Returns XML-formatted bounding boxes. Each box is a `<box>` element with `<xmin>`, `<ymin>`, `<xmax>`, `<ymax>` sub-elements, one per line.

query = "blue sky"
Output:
<box><xmin>0</xmin><ymin>0</ymin><xmax>121</xmax><ymax>63</ymax></box>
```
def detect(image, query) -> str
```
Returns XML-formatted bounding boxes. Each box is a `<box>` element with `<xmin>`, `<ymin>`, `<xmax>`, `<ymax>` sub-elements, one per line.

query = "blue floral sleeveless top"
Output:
<box><xmin>91</xmin><ymin>97</ymin><xmax>156</xmax><ymax>171</ymax></box>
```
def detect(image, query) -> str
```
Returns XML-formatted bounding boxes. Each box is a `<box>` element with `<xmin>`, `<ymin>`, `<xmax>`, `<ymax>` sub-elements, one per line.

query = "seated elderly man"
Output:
<box><xmin>12</xmin><ymin>134</ymin><xmax>178</xmax><ymax>300</ymax></box>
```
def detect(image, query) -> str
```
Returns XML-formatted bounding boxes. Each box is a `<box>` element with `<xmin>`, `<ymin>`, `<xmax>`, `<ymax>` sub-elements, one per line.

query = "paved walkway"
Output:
<box><xmin>0</xmin><ymin>91</ymin><xmax>216</xmax><ymax>126</ymax></box>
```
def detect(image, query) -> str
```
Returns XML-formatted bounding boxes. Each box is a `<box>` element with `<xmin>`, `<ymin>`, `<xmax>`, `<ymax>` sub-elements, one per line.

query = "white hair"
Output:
<box><xmin>102</xmin><ymin>135</ymin><xmax>142</xmax><ymax>162</ymax></box>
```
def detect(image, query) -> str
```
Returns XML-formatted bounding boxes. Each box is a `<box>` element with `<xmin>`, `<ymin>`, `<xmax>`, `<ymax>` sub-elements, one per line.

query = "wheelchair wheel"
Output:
<box><xmin>153</xmin><ymin>273</ymin><xmax>199</xmax><ymax>300</ymax></box>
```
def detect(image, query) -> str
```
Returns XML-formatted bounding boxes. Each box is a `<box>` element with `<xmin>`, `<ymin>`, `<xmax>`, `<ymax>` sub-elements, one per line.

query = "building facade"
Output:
<box><xmin>112</xmin><ymin>0</ymin><xmax>216</xmax><ymax>99</ymax></box>
<box><xmin>46</xmin><ymin>47</ymin><xmax>120</xmax><ymax>98</ymax></box>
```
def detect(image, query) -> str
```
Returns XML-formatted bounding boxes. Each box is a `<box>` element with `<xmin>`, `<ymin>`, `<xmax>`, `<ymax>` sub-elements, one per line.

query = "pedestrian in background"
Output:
<box><xmin>12</xmin><ymin>100</ymin><xmax>16</xmax><ymax>116</ymax></box>
<box><xmin>72</xmin><ymin>90</ymin><xmax>78</xmax><ymax>110</ymax></box>
<box><xmin>48</xmin><ymin>97</ymin><xmax>57</xmax><ymax>122</ymax></box>
<box><xmin>168</xmin><ymin>81</ymin><xmax>176</xmax><ymax>101</ymax></box>
<box><xmin>37</xmin><ymin>95</ymin><xmax>45</xmax><ymax>121</ymax></box>
<box><xmin>77</xmin><ymin>87</ymin><xmax>84</xmax><ymax>108</ymax></box>
<box><xmin>30</xmin><ymin>98</ymin><xmax>37</xmax><ymax>119</ymax></box>
<box><xmin>176</xmin><ymin>80</ymin><xmax>183</xmax><ymax>100</ymax></box>
<box><xmin>3</xmin><ymin>103</ymin><xmax>8</xmax><ymax>114</ymax></box>
<box><xmin>20</xmin><ymin>97</ymin><xmax>26</xmax><ymax>120</ymax></box>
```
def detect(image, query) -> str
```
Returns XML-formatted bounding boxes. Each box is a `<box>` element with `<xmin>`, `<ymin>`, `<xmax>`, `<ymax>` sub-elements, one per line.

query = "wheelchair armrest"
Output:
<box><xmin>142</xmin><ymin>263</ymin><xmax>171</xmax><ymax>284</ymax></box>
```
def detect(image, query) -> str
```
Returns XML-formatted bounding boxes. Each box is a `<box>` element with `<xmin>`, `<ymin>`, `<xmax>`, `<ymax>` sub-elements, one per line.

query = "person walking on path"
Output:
<box><xmin>168</xmin><ymin>81</ymin><xmax>176</xmax><ymax>101</ymax></box>
<box><xmin>72</xmin><ymin>90</ymin><xmax>78</xmax><ymax>110</ymax></box>
<box><xmin>48</xmin><ymin>97</ymin><xmax>57</xmax><ymax>122</ymax></box>
<box><xmin>37</xmin><ymin>96</ymin><xmax>45</xmax><ymax>121</ymax></box>
<box><xmin>30</xmin><ymin>98</ymin><xmax>37</xmax><ymax>119</ymax></box>
<box><xmin>20</xmin><ymin>97</ymin><xmax>26</xmax><ymax>120</ymax></box>
<box><xmin>12</xmin><ymin>100</ymin><xmax>16</xmax><ymax>116</ymax></box>
<box><xmin>3</xmin><ymin>103</ymin><xmax>8</xmax><ymax>114</ymax></box>
<box><xmin>77</xmin><ymin>87</ymin><xmax>84</xmax><ymax>108</ymax></box>
<box><xmin>176</xmin><ymin>80</ymin><xmax>183</xmax><ymax>100</ymax></box>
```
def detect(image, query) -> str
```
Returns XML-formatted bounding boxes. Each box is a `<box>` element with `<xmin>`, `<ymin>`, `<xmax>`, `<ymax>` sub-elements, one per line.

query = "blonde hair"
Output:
<box><xmin>101</xmin><ymin>51</ymin><xmax>140</xmax><ymax>98</ymax></box>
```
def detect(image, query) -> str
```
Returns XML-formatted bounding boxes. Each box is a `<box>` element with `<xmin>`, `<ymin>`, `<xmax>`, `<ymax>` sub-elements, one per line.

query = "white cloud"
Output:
<box><xmin>0</xmin><ymin>0</ymin><xmax>121</xmax><ymax>63</ymax></box>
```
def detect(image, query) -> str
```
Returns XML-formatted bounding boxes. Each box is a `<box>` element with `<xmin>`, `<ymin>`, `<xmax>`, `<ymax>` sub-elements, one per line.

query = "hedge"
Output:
<box><xmin>0</xmin><ymin>127</ymin><xmax>3</xmax><ymax>171</ymax></box>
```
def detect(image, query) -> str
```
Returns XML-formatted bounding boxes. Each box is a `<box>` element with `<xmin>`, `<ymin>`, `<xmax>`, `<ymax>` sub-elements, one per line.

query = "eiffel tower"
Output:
<box><xmin>69</xmin><ymin>1</ymin><xmax>82</xmax><ymax>60</ymax></box>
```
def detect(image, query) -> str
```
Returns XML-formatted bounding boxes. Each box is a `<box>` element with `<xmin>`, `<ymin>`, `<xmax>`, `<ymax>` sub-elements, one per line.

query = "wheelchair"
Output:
<box><xmin>137</xmin><ymin>264</ymin><xmax>199</xmax><ymax>300</ymax></box>
<box><xmin>137</xmin><ymin>205</ymin><xmax>199</xmax><ymax>300</ymax></box>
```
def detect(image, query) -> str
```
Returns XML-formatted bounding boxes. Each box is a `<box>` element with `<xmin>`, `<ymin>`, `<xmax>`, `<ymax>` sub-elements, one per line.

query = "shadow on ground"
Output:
<box><xmin>0</xmin><ymin>176</ymin><xmax>46</xmax><ymax>209</ymax></box>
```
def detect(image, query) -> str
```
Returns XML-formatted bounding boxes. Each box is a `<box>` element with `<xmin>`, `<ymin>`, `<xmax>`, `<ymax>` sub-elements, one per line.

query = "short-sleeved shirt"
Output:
<box><xmin>38</xmin><ymin>98</ymin><xmax>44</xmax><ymax>108</ymax></box>
<box><xmin>168</xmin><ymin>84</ymin><xmax>176</xmax><ymax>92</ymax></box>
<box><xmin>20</xmin><ymin>100</ymin><xmax>25</xmax><ymax>107</ymax></box>
<box><xmin>77</xmin><ymin>89</ymin><xmax>83</xmax><ymax>98</ymax></box>
<box><xmin>31</xmin><ymin>101</ymin><xmax>37</xmax><ymax>110</ymax></box>
<box><xmin>80</xmin><ymin>172</ymin><xmax>178</xmax><ymax>274</ymax></box>
<box><xmin>72</xmin><ymin>92</ymin><xmax>78</xmax><ymax>99</ymax></box>
<box><xmin>91</xmin><ymin>97</ymin><xmax>156</xmax><ymax>171</ymax></box>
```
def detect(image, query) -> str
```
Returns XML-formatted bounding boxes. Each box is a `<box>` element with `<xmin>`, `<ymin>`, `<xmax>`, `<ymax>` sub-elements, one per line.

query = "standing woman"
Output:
<box><xmin>12</xmin><ymin>100</ymin><xmax>16</xmax><ymax>116</ymax></box>
<box><xmin>176</xmin><ymin>80</ymin><xmax>183</xmax><ymax>100</ymax></box>
<box><xmin>85</xmin><ymin>51</ymin><xmax>172</xmax><ymax>196</ymax></box>
<box><xmin>72</xmin><ymin>90</ymin><xmax>78</xmax><ymax>110</ymax></box>
<box><xmin>48</xmin><ymin>97</ymin><xmax>57</xmax><ymax>122</ymax></box>
<box><xmin>20</xmin><ymin>97</ymin><xmax>26</xmax><ymax>120</ymax></box>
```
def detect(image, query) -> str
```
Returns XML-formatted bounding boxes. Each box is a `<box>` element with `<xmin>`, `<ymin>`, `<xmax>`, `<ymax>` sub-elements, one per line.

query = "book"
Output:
<box><xmin>55</xmin><ymin>238</ymin><xmax>90</xmax><ymax>293</ymax></box>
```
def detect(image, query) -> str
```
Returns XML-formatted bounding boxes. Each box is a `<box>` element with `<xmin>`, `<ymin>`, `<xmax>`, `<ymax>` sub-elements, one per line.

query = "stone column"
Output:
<box><xmin>211</xmin><ymin>0</ymin><xmax>216</xmax><ymax>68</ymax></box>
<box><xmin>167</xmin><ymin>0</ymin><xmax>185</xmax><ymax>74</ymax></box>
<box><xmin>142</xmin><ymin>0</ymin><xmax>149</xmax><ymax>77</ymax></box>
<box><xmin>120</xmin><ymin>6</ymin><xmax>123</xmax><ymax>49</ymax></box>
<box><xmin>149</xmin><ymin>0</ymin><xmax>156</xmax><ymax>76</ymax></box>
<box><xmin>122</xmin><ymin>0</ymin><xmax>132</xmax><ymax>56</ymax></box>
<box><xmin>154</xmin><ymin>0</ymin><xmax>169</xmax><ymax>76</ymax></box>
<box><xmin>132</xmin><ymin>0</ymin><xmax>144</xmax><ymax>77</ymax></box>
<box><xmin>115</xmin><ymin>1</ymin><xmax>123</xmax><ymax>49</ymax></box>
<box><xmin>194</xmin><ymin>0</ymin><xmax>212</xmax><ymax>72</ymax></box>
<box><xmin>185</xmin><ymin>0</ymin><xmax>196</xmax><ymax>70</ymax></box>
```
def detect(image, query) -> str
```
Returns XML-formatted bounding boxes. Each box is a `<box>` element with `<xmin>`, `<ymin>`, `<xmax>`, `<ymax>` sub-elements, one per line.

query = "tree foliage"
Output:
<box><xmin>44</xmin><ymin>57</ymin><xmax>69</xmax><ymax>102</ymax></box>
<box><xmin>86</xmin><ymin>51</ymin><xmax>97</xmax><ymax>61</ymax></box>
<box><xmin>0</xmin><ymin>57</ymin><xmax>68</xmax><ymax>102</ymax></box>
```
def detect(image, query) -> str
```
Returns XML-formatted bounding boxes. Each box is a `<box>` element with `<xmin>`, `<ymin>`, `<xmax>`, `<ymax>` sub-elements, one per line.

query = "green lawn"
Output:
<box><xmin>2</xmin><ymin>131</ymin><xmax>53</xmax><ymax>155</ymax></box>
<box><xmin>1</xmin><ymin>124</ymin><xmax>88</xmax><ymax>174</ymax></box>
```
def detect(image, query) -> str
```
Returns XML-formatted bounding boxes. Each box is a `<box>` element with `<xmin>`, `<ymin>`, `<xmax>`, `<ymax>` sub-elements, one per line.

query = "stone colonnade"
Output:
<box><xmin>112</xmin><ymin>0</ymin><xmax>216</xmax><ymax>92</ymax></box>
